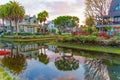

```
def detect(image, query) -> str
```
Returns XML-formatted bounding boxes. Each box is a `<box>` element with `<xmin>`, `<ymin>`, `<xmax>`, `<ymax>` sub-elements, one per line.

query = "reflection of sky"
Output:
<box><xmin>18</xmin><ymin>59</ymin><xmax>85</xmax><ymax>80</ymax></box>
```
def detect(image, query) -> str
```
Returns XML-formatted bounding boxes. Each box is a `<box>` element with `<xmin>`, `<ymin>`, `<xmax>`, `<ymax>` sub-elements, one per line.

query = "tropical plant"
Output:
<box><xmin>0</xmin><ymin>4</ymin><xmax>7</xmax><ymax>27</ymax></box>
<box><xmin>37</xmin><ymin>10</ymin><xmax>49</xmax><ymax>33</ymax></box>
<box><xmin>8</xmin><ymin>1</ymin><xmax>25</xmax><ymax>35</ymax></box>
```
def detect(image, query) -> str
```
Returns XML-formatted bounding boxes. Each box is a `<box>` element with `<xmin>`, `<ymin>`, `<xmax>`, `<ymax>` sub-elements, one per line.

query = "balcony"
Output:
<box><xmin>96</xmin><ymin>15</ymin><xmax>120</xmax><ymax>27</ymax></box>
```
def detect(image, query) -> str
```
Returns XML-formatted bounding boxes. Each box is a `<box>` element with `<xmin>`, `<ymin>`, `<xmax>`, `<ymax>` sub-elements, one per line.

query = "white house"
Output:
<box><xmin>46</xmin><ymin>21</ymin><xmax>58</xmax><ymax>33</ymax></box>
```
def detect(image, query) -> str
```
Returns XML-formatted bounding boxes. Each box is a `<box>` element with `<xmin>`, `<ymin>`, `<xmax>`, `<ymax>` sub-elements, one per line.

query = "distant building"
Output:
<box><xmin>46</xmin><ymin>21</ymin><xmax>58</xmax><ymax>33</ymax></box>
<box><xmin>96</xmin><ymin>0</ymin><xmax>120</xmax><ymax>34</ymax></box>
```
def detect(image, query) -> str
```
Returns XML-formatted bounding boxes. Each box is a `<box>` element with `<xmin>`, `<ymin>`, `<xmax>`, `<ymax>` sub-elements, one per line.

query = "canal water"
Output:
<box><xmin>0</xmin><ymin>41</ymin><xmax>120</xmax><ymax>80</ymax></box>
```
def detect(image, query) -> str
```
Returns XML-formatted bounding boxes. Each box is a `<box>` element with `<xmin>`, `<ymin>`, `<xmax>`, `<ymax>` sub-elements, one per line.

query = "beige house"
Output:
<box><xmin>4</xmin><ymin>15</ymin><xmax>38</xmax><ymax>33</ymax></box>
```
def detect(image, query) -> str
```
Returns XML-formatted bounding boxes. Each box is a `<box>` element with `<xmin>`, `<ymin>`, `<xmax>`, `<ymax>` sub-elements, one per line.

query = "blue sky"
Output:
<box><xmin>0</xmin><ymin>0</ymin><xmax>85</xmax><ymax>24</ymax></box>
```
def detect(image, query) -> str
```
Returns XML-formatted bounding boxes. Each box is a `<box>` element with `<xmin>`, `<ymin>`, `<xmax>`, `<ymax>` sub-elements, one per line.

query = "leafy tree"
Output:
<box><xmin>54</xmin><ymin>16</ymin><xmax>79</xmax><ymax>30</ymax></box>
<box><xmin>85</xmin><ymin>16</ymin><xmax>95</xmax><ymax>27</ymax></box>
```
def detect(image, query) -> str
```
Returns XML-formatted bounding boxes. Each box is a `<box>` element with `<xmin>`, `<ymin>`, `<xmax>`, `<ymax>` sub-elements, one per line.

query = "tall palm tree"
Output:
<box><xmin>0</xmin><ymin>5</ymin><xmax>7</xmax><ymax>27</ymax></box>
<box><xmin>37</xmin><ymin>13</ymin><xmax>44</xmax><ymax>33</ymax></box>
<box><xmin>37</xmin><ymin>10</ymin><xmax>48</xmax><ymax>33</ymax></box>
<box><xmin>5</xmin><ymin>3</ymin><xmax>14</xmax><ymax>34</ymax></box>
<box><xmin>8</xmin><ymin>1</ymin><xmax>25</xmax><ymax>35</ymax></box>
<box><xmin>42</xmin><ymin>10</ymin><xmax>48</xmax><ymax>33</ymax></box>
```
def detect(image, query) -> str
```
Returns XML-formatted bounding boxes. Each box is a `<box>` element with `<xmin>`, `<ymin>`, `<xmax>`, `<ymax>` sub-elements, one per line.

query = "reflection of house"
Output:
<box><xmin>4</xmin><ymin>15</ymin><xmax>37</xmax><ymax>33</ymax></box>
<box><xmin>48</xmin><ymin>45</ymin><xmax>57</xmax><ymax>51</ymax></box>
<box><xmin>46</xmin><ymin>21</ymin><xmax>58</xmax><ymax>33</ymax></box>
<box><xmin>96</xmin><ymin>0</ymin><xmax>120</xmax><ymax>33</ymax></box>
<box><xmin>18</xmin><ymin>44</ymin><xmax>39</xmax><ymax>59</ymax></box>
<box><xmin>19</xmin><ymin>44</ymin><xmax>38</xmax><ymax>52</ymax></box>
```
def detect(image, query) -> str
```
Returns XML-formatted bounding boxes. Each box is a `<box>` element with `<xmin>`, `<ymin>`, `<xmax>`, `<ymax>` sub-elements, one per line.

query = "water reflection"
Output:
<box><xmin>1</xmin><ymin>45</ymin><xmax>26</xmax><ymax>75</ymax></box>
<box><xmin>38</xmin><ymin>46</ymin><xmax>49</xmax><ymax>64</ymax></box>
<box><xmin>55</xmin><ymin>54</ymin><xmax>79</xmax><ymax>71</ymax></box>
<box><xmin>84</xmin><ymin>59</ymin><xmax>110</xmax><ymax>80</ymax></box>
<box><xmin>0</xmin><ymin>41</ymin><xmax>120</xmax><ymax>80</ymax></box>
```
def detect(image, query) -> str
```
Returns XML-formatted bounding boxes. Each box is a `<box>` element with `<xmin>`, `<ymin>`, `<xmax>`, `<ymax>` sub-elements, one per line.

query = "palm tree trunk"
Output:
<box><xmin>2</xmin><ymin>18</ymin><xmax>4</xmax><ymax>27</ymax></box>
<box><xmin>15</xmin><ymin>20</ymin><xmax>18</xmax><ymax>35</ymax></box>
<box><xmin>10</xmin><ymin>20</ymin><xmax>12</xmax><ymax>34</ymax></box>
<box><xmin>40</xmin><ymin>24</ymin><xmax>42</xmax><ymax>33</ymax></box>
<box><xmin>43</xmin><ymin>22</ymin><xmax>45</xmax><ymax>34</ymax></box>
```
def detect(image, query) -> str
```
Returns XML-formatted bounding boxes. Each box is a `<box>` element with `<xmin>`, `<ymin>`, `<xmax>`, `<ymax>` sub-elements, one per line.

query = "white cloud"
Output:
<box><xmin>0</xmin><ymin>0</ymin><xmax>85</xmax><ymax>24</ymax></box>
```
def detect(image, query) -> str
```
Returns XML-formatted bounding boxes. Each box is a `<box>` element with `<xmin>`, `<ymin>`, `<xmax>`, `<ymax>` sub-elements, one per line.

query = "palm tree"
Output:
<box><xmin>0</xmin><ymin>5</ymin><xmax>7</xmax><ymax>27</ymax></box>
<box><xmin>37</xmin><ymin>10</ymin><xmax>48</xmax><ymax>33</ymax></box>
<box><xmin>5</xmin><ymin>3</ymin><xmax>14</xmax><ymax>34</ymax></box>
<box><xmin>42</xmin><ymin>10</ymin><xmax>48</xmax><ymax>33</ymax></box>
<box><xmin>8</xmin><ymin>1</ymin><xmax>25</xmax><ymax>35</ymax></box>
<box><xmin>37</xmin><ymin>13</ymin><xmax>44</xmax><ymax>33</ymax></box>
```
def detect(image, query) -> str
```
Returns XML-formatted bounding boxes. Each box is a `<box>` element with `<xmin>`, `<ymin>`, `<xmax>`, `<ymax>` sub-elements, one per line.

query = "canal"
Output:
<box><xmin>0</xmin><ymin>41</ymin><xmax>120</xmax><ymax>80</ymax></box>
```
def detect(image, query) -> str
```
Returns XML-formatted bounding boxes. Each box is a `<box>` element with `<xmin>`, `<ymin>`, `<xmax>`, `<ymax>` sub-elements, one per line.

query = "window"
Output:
<box><xmin>115</xmin><ymin>3</ymin><xmax>120</xmax><ymax>11</ymax></box>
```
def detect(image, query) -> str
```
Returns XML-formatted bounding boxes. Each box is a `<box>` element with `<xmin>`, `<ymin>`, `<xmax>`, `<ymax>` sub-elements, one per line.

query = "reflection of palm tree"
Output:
<box><xmin>84</xmin><ymin>59</ymin><xmax>110</xmax><ymax>80</ymax></box>
<box><xmin>1</xmin><ymin>53</ymin><xmax>26</xmax><ymax>75</ymax></box>
<box><xmin>55</xmin><ymin>55</ymin><xmax>79</xmax><ymax>71</ymax></box>
<box><xmin>38</xmin><ymin>47</ymin><xmax>49</xmax><ymax>64</ymax></box>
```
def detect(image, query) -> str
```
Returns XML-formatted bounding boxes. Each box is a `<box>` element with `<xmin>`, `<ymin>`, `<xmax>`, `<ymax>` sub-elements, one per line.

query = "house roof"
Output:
<box><xmin>108</xmin><ymin>0</ymin><xmax>120</xmax><ymax>16</ymax></box>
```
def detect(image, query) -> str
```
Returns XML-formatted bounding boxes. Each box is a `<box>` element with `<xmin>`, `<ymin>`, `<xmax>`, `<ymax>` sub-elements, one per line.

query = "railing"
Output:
<box><xmin>96</xmin><ymin>21</ymin><xmax>120</xmax><ymax>27</ymax></box>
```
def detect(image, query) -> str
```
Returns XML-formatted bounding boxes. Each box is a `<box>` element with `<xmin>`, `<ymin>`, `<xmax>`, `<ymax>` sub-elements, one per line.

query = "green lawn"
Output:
<box><xmin>48</xmin><ymin>42</ymin><xmax>120</xmax><ymax>54</ymax></box>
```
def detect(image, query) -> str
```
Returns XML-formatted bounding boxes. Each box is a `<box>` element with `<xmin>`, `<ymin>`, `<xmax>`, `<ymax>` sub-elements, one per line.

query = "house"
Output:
<box><xmin>46</xmin><ymin>21</ymin><xmax>58</xmax><ymax>33</ymax></box>
<box><xmin>96</xmin><ymin>0</ymin><xmax>120</xmax><ymax>34</ymax></box>
<box><xmin>4</xmin><ymin>15</ymin><xmax>38</xmax><ymax>33</ymax></box>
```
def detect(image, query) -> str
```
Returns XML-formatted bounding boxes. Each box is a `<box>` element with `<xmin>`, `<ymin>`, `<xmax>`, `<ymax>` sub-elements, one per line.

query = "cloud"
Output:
<box><xmin>0</xmin><ymin>0</ymin><xmax>85</xmax><ymax>23</ymax></box>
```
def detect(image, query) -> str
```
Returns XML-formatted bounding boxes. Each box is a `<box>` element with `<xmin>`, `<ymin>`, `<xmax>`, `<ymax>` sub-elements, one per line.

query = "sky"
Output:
<box><xmin>0</xmin><ymin>0</ymin><xmax>85</xmax><ymax>24</ymax></box>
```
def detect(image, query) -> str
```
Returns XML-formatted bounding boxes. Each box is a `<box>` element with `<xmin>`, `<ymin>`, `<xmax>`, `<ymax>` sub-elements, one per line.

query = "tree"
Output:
<box><xmin>85</xmin><ymin>16</ymin><xmax>95</xmax><ymax>27</ymax></box>
<box><xmin>37</xmin><ymin>10</ymin><xmax>49</xmax><ymax>33</ymax></box>
<box><xmin>85</xmin><ymin>0</ymin><xmax>112</xmax><ymax>17</ymax></box>
<box><xmin>8</xmin><ymin>1</ymin><xmax>25</xmax><ymax>35</ymax></box>
<box><xmin>54</xmin><ymin>16</ymin><xmax>79</xmax><ymax>30</ymax></box>
<box><xmin>0</xmin><ymin>5</ymin><xmax>7</xmax><ymax>27</ymax></box>
<box><xmin>85</xmin><ymin>0</ymin><xmax>112</xmax><ymax>26</ymax></box>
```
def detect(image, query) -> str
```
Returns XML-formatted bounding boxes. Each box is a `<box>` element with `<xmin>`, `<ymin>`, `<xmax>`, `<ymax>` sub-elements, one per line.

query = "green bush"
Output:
<box><xmin>91</xmin><ymin>32</ymin><xmax>97</xmax><ymax>36</ymax></box>
<box><xmin>52</xmin><ymin>29</ymin><xmax>56</xmax><ymax>33</ymax></box>
<box><xmin>62</xmin><ymin>35</ymin><xmax>97</xmax><ymax>44</ymax></box>
<box><xmin>18</xmin><ymin>32</ymin><xmax>33</xmax><ymax>36</ymax></box>
<box><xmin>58</xmin><ymin>31</ymin><xmax>62</xmax><ymax>35</ymax></box>
<box><xmin>86</xmin><ymin>27</ymin><xmax>93</xmax><ymax>34</ymax></box>
<box><xmin>34</xmin><ymin>33</ymin><xmax>41</xmax><ymax>35</ymax></box>
<box><xmin>3</xmin><ymin>32</ymin><xmax>11</xmax><ymax>35</ymax></box>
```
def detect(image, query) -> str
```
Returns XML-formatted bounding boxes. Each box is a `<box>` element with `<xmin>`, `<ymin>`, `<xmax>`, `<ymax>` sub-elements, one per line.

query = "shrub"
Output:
<box><xmin>52</xmin><ymin>29</ymin><xmax>56</xmax><ymax>34</ymax></box>
<box><xmin>63</xmin><ymin>37</ymin><xmax>73</xmax><ymax>42</ymax></box>
<box><xmin>91</xmin><ymin>32</ymin><xmax>97</xmax><ymax>36</ymax></box>
<box><xmin>3</xmin><ymin>32</ymin><xmax>11</xmax><ymax>35</ymax></box>
<box><xmin>86</xmin><ymin>27</ymin><xmax>93</xmax><ymax>34</ymax></box>
<box><xmin>18</xmin><ymin>32</ymin><xmax>33</xmax><ymax>36</ymax></box>
<box><xmin>58</xmin><ymin>31</ymin><xmax>62</xmax><ymax>35</ymax></box>
<box><xmin>34</xmin><ymin>33</ymin><xmax>41</xmax><ymax>35</ymax></box>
